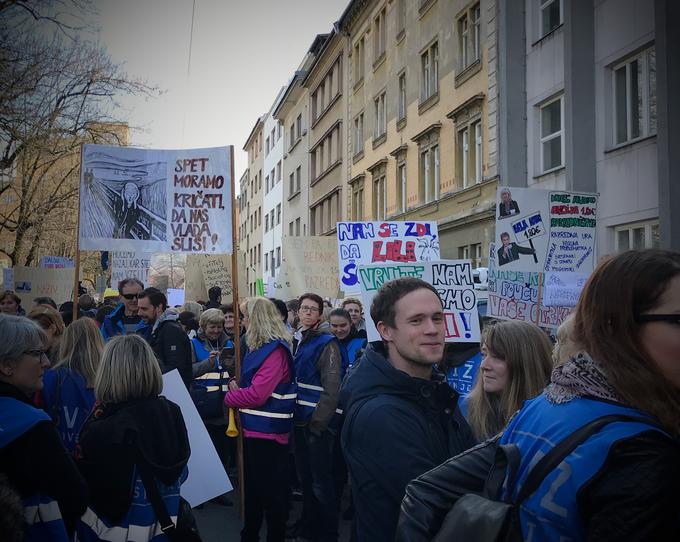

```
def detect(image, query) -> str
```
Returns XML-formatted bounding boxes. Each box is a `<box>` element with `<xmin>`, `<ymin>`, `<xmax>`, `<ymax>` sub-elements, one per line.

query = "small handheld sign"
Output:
<box><xmin>511</xmin><ymin>212</ymin><xmax>545</xmax><ymax>264</ymax></box>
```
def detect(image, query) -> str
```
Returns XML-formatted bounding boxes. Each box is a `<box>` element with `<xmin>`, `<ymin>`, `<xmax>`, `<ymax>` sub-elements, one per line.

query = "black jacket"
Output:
<box><xmin>76</xmin><ymin>396</ymin><xmax>190</xmax><ymax>522</ymax></box>
<box><xmin>146</xmin><ymin>311</ymin><xmax>193</xmax><ymax>387</ymax></box>
<box><xmin>0</xmin><ymin>382</ymin><xmax>88</xmax><ymax>534</ymax></box>
<box><xmin>340</xmin><ymin>344</ymin><xmax>476</xmax><ymax>542</ymax></box>
<box><xmin>398</xmin><ymin>432</ymin><xmax>680</xmax><ymax>541</ymax></box>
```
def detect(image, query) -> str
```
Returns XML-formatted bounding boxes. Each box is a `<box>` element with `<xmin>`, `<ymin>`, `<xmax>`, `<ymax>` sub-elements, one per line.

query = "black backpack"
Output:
<box><xmin>432</xmin><ymin>414</ymin><xmax>660</xmax><ymax>542</ymax></box>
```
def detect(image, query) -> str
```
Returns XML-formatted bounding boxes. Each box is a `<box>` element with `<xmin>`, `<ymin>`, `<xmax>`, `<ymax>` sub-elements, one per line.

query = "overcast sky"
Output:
<box><xmin>95</xmin><ymin>0</ymin><xmax>346</xmax><ymax>182</ymax></box>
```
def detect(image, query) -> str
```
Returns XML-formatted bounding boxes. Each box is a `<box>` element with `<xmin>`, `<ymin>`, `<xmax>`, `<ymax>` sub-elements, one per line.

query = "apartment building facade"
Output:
<box><xmin>301</xmin><ymin>30</ymin><xmax>349</xmax><ymax>237</ymax></box>
<box><xmin>262</xmin><ymin>91</ymin><xmax>286</xmax><ymax>282</ymax></box>
<box><xmin>339</xmin><ymin>0</ymin><xmax>500</xmax><ymax>266</ymax></box>
<box><xmin>274</xmin><ymin>34</ymin><xmax>329</xmax><ymax>241</ymax></box>
<box><xmin>498</xmin><ymin>0</ymin><xmax>679</xmax><ymax>255</ymax></box>
<box><xmin>241</xmin><ymin>117</ymin><xmax>265</xmax><ymax>296</ymax></box>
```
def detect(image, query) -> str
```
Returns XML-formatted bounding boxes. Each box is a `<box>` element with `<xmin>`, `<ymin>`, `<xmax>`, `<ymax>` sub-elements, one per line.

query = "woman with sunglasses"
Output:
<box><xmin>0</xmin><ymin>314</ymin><xmax>88</xmax><ymax>541</ymax></box>
<box><xmin>101</xmin><ymin>278</ymin><xmax>146</xmax><ymax>341</ymax></box>
<box><xmin>400</xmin><ymin>249</ymin><xmax>680</xmax><ymax>540</ymax></box>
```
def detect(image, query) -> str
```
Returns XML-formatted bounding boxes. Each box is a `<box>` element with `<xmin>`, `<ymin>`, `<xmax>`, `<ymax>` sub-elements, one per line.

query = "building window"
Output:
<box><xmin>420</xmin><ymin>144</ymin><xmax>439</xmax><ymax>204</ymax></box>
<box><xmin>312</xmin><ymin>56</ymin><xmax>342</xmax><ymax>125</ymax></box>
<box><xmin>539</xmin><ymin>95</ymin><xmax>563</xmax><ymax>173</ymax></box>
<box><xmin>311</xmin><ymin>122</ymin><xmax>341</xmax><ymax>182</ymax></box>
<box><xmin>372</xmin><ymin>169</ymin><xmax>386</xmax><ymax>221</ymax></box>
<box><xmin>265</xmin><ymin>213</ymin><xmax>269</xmax><ymax>232</ymax></box>
<box><xmin>265</xmin><ymin>137</ymin><xmax>270</xmax><ymax>155</ymax></box>
<box><xmin>276</xmin><ymin>203</ymin><xmax>281</xmax><ymax>225</ymax></box>
<box><xmin>398</xmin><ymin>73</ymin><xmax>407</xmax><ymax>121</ymax></box>
<box><xmin>270</xmin><ymin>252</ymin><xmax>275</xmax><ymax>276</ymax></box>
<box><xmin>289</xmin><ymin>221</ymin><xmax>294</xmax><ymax>236</ymax></box>
<box><xmin>270</xmin><ymin>209</ymin><xmax>275</xmax><ymax>229</ymax></box>
<box><xmin>458</xmin><ymin>120</ymin><xmax>482</xmax><ymax>188</ymax></box>
<box><xmin>276</xmin><ymin>247</ymin><xmax>281</xmax><ymax>268</ymax></box>
<box><xmin>458</xmin><ymin>4</ymin><xmax>480</xmax><ymax>71</ymax></box>
<box><xmin>310</xmin><ymin>191</ymin><xmax>340</xmax><ymax>235</ymax></box>
<box><xmin>295</xmin><ymin>217</ymin><xmax>301</xmax><ymax>236</ymax></box>
<box><xmin>265</xmin><ymin>252</ymin><xmax>269</xmax><ymax>271</ymax></box>
<box><xmin>257</xmin><ymin>244</ymin><xmax>261</xmax><ymax>264</ymax></box>
<box><xmin>540</xmin><ymin>0</ymin><xmax>562</xmax><ymax>37</ymax></box>
<box><xmin>614</xmin><ymin>220</ymin><xmax>660</xmax><ymax>251</ymax></box>
<box><xmin>374</xmin><ymin>92</ymin><xmax>386</xmax><ymax>139</ymax></box>
<box><xmin>276</xmin><ymin>161</ymin><xmax>282</xmax><ymax>183</ymax></box>
<box><xmin>354</xmin><ymin>37</ymin><xmax>365</xmax><ymax>83</ymax></box>
<box><xmin>397</xmin><ymin>0</ymin><xmax>406</xmax><ymax>34</ymax></box>
<box><xmin>296</xmin><ymin>114</ymin><xmax>302</xmax><ymax>139</ymax></box>
<box><xmin>374</xmin><ymin>8</ymin><xmax>386</xmax><ymax>62</ymax></box>
<box><xmin>613</xmin><ymin>47</ymin><xmax>656</xmax><ymax>145</ymax></box>
<box><xmin>396</xmin><ymin>158</ymin><xmax>407</xmax><ymax>214</ymax></box>
<box><xmin>289</xmin><ymin>172</ymin><xmax>295</xmax><ymax>194</ymax></box>
<box><xmin>295</xmin><ymin>166</ymin><xmax>301</xmax><ymax>192</ymax></box>
<box><xmin>458</xmin><ymin>243</ymin><xmax>482</xmax><ymax>267</ymax></box>
<box><xmin>351</xmin><ymin>179</ymin><xmax>364</xmax><ymax>221</ymax></box>
<box><xmin>421</xmin><ymin>42</ymin><xmax>439</xmax><ymax>102</ymax></box>
<box><xmin>354</xmin><ymin>112</ymin><xmax>364</xmax><ymax>156</ymax></box>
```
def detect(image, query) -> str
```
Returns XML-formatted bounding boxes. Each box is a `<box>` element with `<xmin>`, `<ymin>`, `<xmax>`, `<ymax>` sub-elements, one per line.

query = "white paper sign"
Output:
<box><xmin>543</xmin><ymin>272</ymin><xmax>590</xmax><ymax>307</ymax></box>
<box><xmin>160</xmin><ymin>370</ymin><xmax>232</xmax><ymax>507</ymax></box>
<box><xmin>39</xmin><ymin>256</ymin><xmax>75</xmax><ymax>269</ymax></box>
<box><xmin>167</xmin><ymin>288</ymin><xmax>185</xmax><ymax>307</ymax></box>
<box><xmin>79</xmin><ymin>144</ymin><xmax>233</xmax><ymax>254</ymax></box>
<box><xmin>111</xmin><ymin>251</ymin><xmax>151</xmax><ymax>286</ymax></box>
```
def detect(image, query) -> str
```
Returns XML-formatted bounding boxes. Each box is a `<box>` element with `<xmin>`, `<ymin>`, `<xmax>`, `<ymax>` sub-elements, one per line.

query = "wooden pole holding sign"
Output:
<box><xmin>72</xmin><ymin>143</ymin><xmax>84</xmax><ymax>323</ymax></box>
<box><xmin>226</xmin><ymin>146</ymin><xmax>245</xmax><ymax>520</ymax></box>
<box><xmin>534</xmin><ymin>272</ymin><xmax>544</xmax><ymax>327</ymax></box>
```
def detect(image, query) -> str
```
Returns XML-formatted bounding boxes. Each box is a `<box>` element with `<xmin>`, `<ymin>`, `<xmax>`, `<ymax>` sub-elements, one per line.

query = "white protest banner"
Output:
<box><xmin>337</xmin><ymin>221</ymin><xmax>439</xmax><ymax>293</ymax></box>
<box><xmin>79</xmin><ymin>144</ymin><xmax>232</xmax><ymax>254</ymax></box>
<box><xmin>543</xmin><ymin>272</ymin><xmax>589</xmax><ymax>307</ymax></box>
<box><xmin>357</xmin><ymin>260</ymin><xmax>480</xmax><ymax>343</ymax></box>
<box><xmin>274</xmin><ymin>236</ymin><xmax>340</xmax><ymax>299</ymax></box>
<box><xmin>3</xmin><ymin>267</ymin><xmax>13</xmax><ymax>291</ymax></box>
<box><xmin>487</xmin><ymin>243</ymin><xmax>572</xmax><ymax>329</ymax></box>
<box><xmin>111</xmin><ymin>251</ymin><xmax>151</xmax><ymax>286</ymax></box>
<box><xmin>167</xmin><ymin>288</ymin><xmax>185</xmax><ymax>307</ymax></box>
<box><xmin>161</xmin><ymin>370</ymin><xmax>232</xmax><ymax>507</ymax></box>
<box><xmin>495</xmin><ymin>187</ymin><xmax>597</xmax><ymax>273</ymax></box>
<box><xmin>13</xmin><ymin>267</ymin><xmax>74</xmax><ymax>307</ymax></box>
<box><xmin>39</xmin><ymin>256</ymin><xmax>75</xmax><ymax>269</ymax></box>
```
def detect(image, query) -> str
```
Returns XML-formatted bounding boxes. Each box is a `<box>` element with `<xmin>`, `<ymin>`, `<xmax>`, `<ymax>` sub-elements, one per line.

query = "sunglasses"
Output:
<box><xmin>122</xmin><ymin>293</ymin><xmax>139</xmax><ymax>300</ymax></box>
<box><xmin>24</xmin><ymin>349</ymin><xmax>48</xmax><ymax>359</ymax></box>
<box><xmin>635</xmin><ymin>314</ymin><xmax>680</xmax><ymax>325</ymax></box>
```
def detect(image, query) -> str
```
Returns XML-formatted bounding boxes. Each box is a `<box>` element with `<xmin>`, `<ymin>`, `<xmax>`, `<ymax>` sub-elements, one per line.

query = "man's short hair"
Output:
<box><xmin>341</xmin><ymin>297</ymin><xmax>363</xmax><ymax>311</ymax></box>
<box><xmin>500</xmin><ymin>232</ymin><xmax>510</xmax><ymax>240</ymax></box>
<box><xmin>118</xmin><ymin>278</ymin><xmax>144</xmax><ymax>294</ymax></box>
<box><xmin>286</xmin><ymin>299</ymin><xmax>299</xmax><ymax>312</ymax></box>
<box><xmin>138</xmin><ymin>287</ymin><xmax>167</xmax><ymax>311</ymax></box>
<box><xmin>219</xmin><ymin>303</ymin><xmax>234</xmax><ymax>314</ymax></box>
<box><xmin>208</xmin><ymin>286</ymin><xmax>222</xmax><ymax>301</ymax></box>
<box><xmin>370</xmin><ymin>278</ymin><xmax>442</xmax><ymax>329</ymax></box>
<box><xmin>298</xmin><ymin>292</ymin><xmax>323</xmax><ymax>314</ymax></box>
<box><xmin>78</xmin><ymin>294</ymin><xmax>96</xmax><ymax>311</ymax></box>
<box><xmin>33</xmin><ymin>296</ymin><xmax>57</xmax><ymax>310</ymax></box>
<box><xmin>269</xmin><ymin>298</ymin><xmax>288</xmax><ymax>323</ymax></box>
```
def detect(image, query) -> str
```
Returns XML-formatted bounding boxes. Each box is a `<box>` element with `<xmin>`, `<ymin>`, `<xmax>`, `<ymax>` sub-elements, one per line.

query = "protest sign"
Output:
<box><xmin>495</xmin><ymin>187</ymin><xmax>597</xmax><ymax>273</ymax></box>
<box><xmin>167</xmin><ymin>288</ymin><xmax>185</xmax><ymax>307</ymax></box>
<box><xmin>274</xmin><ymin>236</ymin><xmax>340</xmax><ymax>299</ymax></box>
<box><xmin>543</xmin><ymin>272</ymin><xmax>589</xmax><ymax>307</ymax></box>
<box><xmin>111</xmin><ymin>251</ymin><xmax>151</xmax><ymax>286</ymax></box>
<box><xmin>39</xmin><ymin>256</ymin><xmax>74</xmax><ymax>269</ymax></box>
<box><xmin>357</xmin><ymin>260</ymin><xmax>480</xmax><ymax>343</ymax></box>
<box><xmin>487</xmin><ymin>243</ymin><xmax>572</xmax><ymax>329</ymax></box>
<box><xmin>161</xmin><ymin>370</ymin><xmax>232</xmax><ymax>507</ymax></box>
<box><xmin>337</xmin><ymin>221</ymin><xmax>439</xmax><ymax>293</ymax></box>
<box><xmin>79</xmin><ymin>144</ymin><xmax>233</xmax><ymax>254</ymax></box>
<box><xmin>3</xmin><ymin>267</ymin><xmax>13</xmax><ymax>292</ymax></box>
<box><xmin>184</xmin><ymin>254</ymin><xmax>206</xmax><ymax>302</ymax></box>
<box><xmin>184</xmin><ymin>254</ymin><xmax>240</xmax><ymax>303</ymax></box>
<box><xmin>13</xmin><ymin>267</ymin><xmax>74</xmax><ymax>307</ymax></box>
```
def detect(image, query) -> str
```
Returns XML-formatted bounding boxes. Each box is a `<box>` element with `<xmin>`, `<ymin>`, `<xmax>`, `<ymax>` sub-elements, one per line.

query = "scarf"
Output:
<box><xmin>545</xmin><ymin>351</ymin><xmax>626</xmax><ymax>405</ymax></box>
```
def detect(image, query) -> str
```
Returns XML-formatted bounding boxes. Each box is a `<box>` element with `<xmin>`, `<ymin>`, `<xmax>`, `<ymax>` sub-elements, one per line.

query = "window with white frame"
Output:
<box><xmin>354</xmin><ymin>112</ymin><xmax>364</xmax><ymax>156</ymax></box>
<box><xmin>351</xmin><ymin>179</ymin><xmax>364</xmax><ymax>221</ymax></box>
<box><xmin>398</xmin><ymin>73</ymin><xmax>407</xmax><ymax>121</ymax></box>
<box><xmin>396</xmin><ymin>156</ymin><xmax>407</xmax><ymax>214</ymax></box>
<box><xmin>458</xmin><ymin>120</ymin><xmax>483</xmax><ymax>187</ymax></box>
<box><xmin>614</xmin><ymin>220</ymin><xmax>660</xmax><ymax>251</ymax></box>
<box><xmin>295</xmin><ymin>166</ymin><xmax>301</xmax><ymax>192</ymax></box>
<box><xmin>277</xmin><ymin>161</ymin><xmax>282</xmax><ymax>183</ymax></box>
<box><xmin>276</xmin><ymin>203</ymin><xmax>281</xmax><ymax>225</ymax></box>
<box><xmin>374</xmin><ymin>8</ymin><xmax>386</xmax><ymax>62</ymax></box>
<box><xmin>374</xmin><ymin>92</ymin><xmax>386</xmax><ymax>139</ymax></box>
<box><xmin>265</xmin><ymin>174</ymin><xmax>269</xmax><ymax>194</ymax></box>
<box><xmin>458</xmin><ymin>243</ymin><xmax>482</xmax><ymax>267</ymax></box>
<box><xmin>265</xmin><ymin>213</ymin><xmax>269</xmax><ymax>232</ymax></box>
<box><xmin>289</xmin><ymin>172</ymin><xmax>295</xmax><ymax>195</ymax></box>
<box><xmin>540</xmin><ymin>0</ymin><xmax>562</xmax><ymax>37</ymax></box>
<box><xmin>354</xmin><ymin>37</ymin><xmax>365</xmax><ymax>83</ymax></box>
<box><xmin>539</xmin><ymin>95</ymin><xmax>564</xmax><ymax>173</ymax></box>
<box><xmin>458</xmin><ymin>3</ymin><xmax>481</xmax><ymax>71</ymax></box>
<box><xmin>296</xmin><ymin>114</ymin><xmax>302</xmax><ymax>139</ymax></box>
<box><xmin>421</xmin><ymin>42</ymin><xmax>439</xmax><ymax>102</ymax></box>
<box><xmin>276</xmin><ymin>247</ymin><xmax>281</xmax><ymax>268</ymax></box>
<box><xmin>295</xmin><ymin>217</ymin><xmax>301</xmax><ymax>236</ymax></box>
<box><xmin>420</xmin><ymin>144</ymin><xmax>439</xmax><ymax>204</ymax></box>
<box><xmin>265</xmin><ymin>137</ymin><xmax>270</xmax><ymax>155</ymax></box>
<box><xmin>372</xmin><ymin>167</ymin><xmax>387</xmax><ymax>221</ymax></box>
<box><xmin>289</xmin><ymin>221</ymin><xmax>294</xmax><ymax>236</ymax></box>
<box><xmin>397</xmin><ymin>0</ymin><xmax>406</xmax><ymax>34</ymax></box>
<box><xmin>613</xmin><ymin>47</ymin><xmax>656</xmax><ymax>145</ymax></box>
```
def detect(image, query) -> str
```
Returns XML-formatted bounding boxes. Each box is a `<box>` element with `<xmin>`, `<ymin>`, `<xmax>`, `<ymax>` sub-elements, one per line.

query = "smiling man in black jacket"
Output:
<box><xmin>340</xmin><ymin>278</ymin><xmax>476</xmax><ymax>542</ymax></box>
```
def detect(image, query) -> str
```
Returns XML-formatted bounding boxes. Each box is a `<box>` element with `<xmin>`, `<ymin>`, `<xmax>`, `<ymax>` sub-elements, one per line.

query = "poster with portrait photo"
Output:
<box><xmin>79</xmin><ymin>144</ymin><xmax>233</xmax><ymax>254</ymax></box>
<box><xmin>494</xmin><ymin>187</ymin><xmax>598</xmax><ymax>274</ymax></box>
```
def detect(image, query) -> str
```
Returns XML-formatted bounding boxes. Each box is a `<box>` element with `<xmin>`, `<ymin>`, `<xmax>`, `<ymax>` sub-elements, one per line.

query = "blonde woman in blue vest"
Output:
<box><xmin>225</xmin><ymin>296</ymin><xmax>296</xmax><ymax>542</ymax></box>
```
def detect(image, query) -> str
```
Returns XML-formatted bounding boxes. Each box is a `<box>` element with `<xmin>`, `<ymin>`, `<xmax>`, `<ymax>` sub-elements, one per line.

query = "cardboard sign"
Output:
<box><xmin>79</xmin><ymin>144</ymin><xmax>233</xmax><ymax>254</ymax></box>
<box><xmin>337</xmin><ymin>221</ymin><xmax>440</xmax><ymax>293</ymax></box>
<box><xmin>274</xmin><ymin>236</ymin><xmax>340</xmax><ymax>299</ymax></box>
<box><xmin>357</xmin><ymin>260</ymin><xmax>480</xmax><ymax>343</ymax></box>
<box><xmin>13</xmin><ymin>267</ymin><xmax>74</xmax><ymax>307</ymax></box>
<box><xmin>39</xmin><ymin>256</ymin><xmax>75</xmax><ymax>269</ymax></box>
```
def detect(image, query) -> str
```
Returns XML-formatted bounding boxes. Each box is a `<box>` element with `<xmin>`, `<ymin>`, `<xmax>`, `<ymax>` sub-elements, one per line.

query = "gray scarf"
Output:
<box><xmin>545</xmin><ymin>351</ymin><xmax>626</xmax><ymax>405</ymax></box>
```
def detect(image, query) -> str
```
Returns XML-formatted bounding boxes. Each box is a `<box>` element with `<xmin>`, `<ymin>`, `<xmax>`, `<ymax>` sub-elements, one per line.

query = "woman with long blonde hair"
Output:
<box><xmin>41</xmin><ymin>317</ymin><xmax>104</xmax><ymax>452</ymax></box>
<box><xmin>224</xmin><ymin>296</ymin><xmax>295</xmax><ymax>542</ymax></box>
<box><xmin>465</xmin><ymin>320</ymin><xmax>553</xmax><ymax>440</ymax></box>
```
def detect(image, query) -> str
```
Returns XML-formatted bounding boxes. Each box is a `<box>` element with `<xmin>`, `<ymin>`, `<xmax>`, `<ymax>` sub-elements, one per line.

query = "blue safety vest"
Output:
<box><xmin>500</xmin><ymin>394</ymin><xmax>667</xmax><ymax>541</ymax></box>
<box><xmin>343</xmin><ymin>337</ymin><xmax>366</xmax><ymax>367</ymax></box>
<box><xmin>294</xmin><ymin>332</ymin><xmax>348</xmax><ymax>423</ymax></box>
<box><xmin>42</xmin><ymin>367</ymin><xmax>95</xmax><ymax>453</ymax></box>
<box><xmin>238</xmin><ymin>340</ymin><xmax>296</xmax><ymax>434</ymax></box>
<box><xmin>191</xmin><ymin>336</ymin><xmax>233</xmax><ymax>393</ymax></box>
<box><xmin>77</xmin><ymin>467</ymin><xmax>185</xmax><ymax>542</ymax></box>
<box><xmin>0</xmin><ymin>397</ymin><xmax>71</xmax><ymax>542</ymax></box>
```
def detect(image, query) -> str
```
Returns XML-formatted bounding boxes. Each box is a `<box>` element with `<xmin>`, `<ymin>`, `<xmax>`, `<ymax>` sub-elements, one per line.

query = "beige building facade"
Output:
<box><xmin>339</xmin><ymin>0</ymin><xmax>499</xmax><ymax>266</ymax></box>
<box><xmin>241</xmin><ymin>117</ymin><xmax>265</xmax><ymax>296</ymax></box>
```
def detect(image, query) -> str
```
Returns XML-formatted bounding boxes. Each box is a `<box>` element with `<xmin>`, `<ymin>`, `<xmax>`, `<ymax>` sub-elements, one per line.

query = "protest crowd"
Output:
<box><xmin>1</xmin><ymin>247</ymin><xmax>679</xmax><ymax>542</ymax></box>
